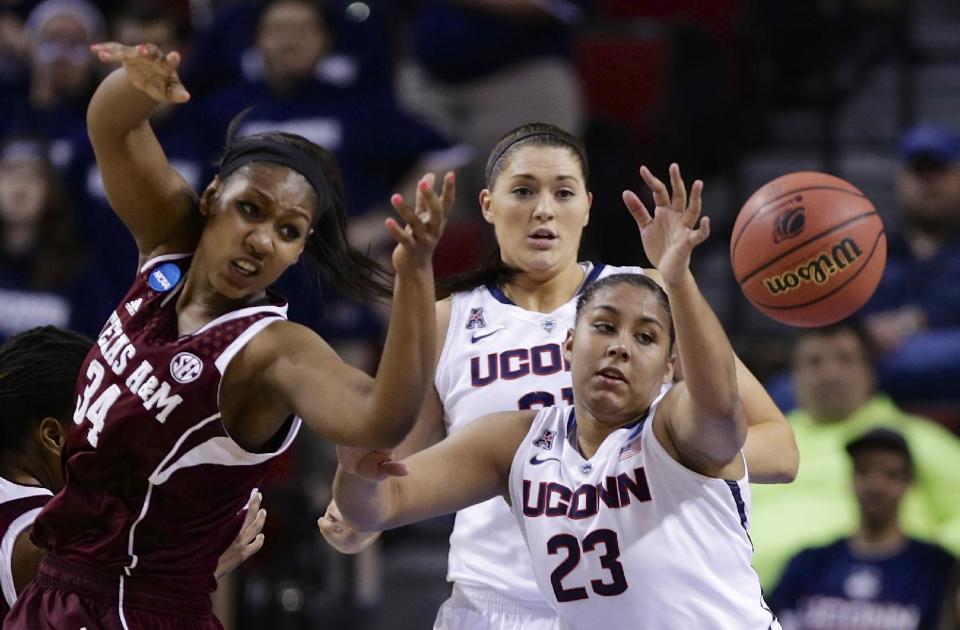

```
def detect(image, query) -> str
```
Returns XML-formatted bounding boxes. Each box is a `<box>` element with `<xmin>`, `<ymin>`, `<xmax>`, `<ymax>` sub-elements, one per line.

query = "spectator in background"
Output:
<box><xmin>0</xmin><ymin>137</ymin><xmax>103</xmax><ymax>341</ymax></box>
<box><xmin>860</xmin><ymin>123</ymin><xmax>960</xmax><ymax>413</ymax></box>
<box><xmin>0</xmin><ymin>0</ymin><xmax>104</xmax><ymax>170</ymax></box>
<box><xmin>397</xmin><ymin>0</ymin><xmax>588</xmax><ymax>272</ymax></box>
<box><xmin>64</xmin><ymin>1</ymin><xmax>205</xmax><ymax>314</ymax></box>
<box><xmin>202</xmin><ymin>0</ymin><xmax>468</xmax><ymax>366</ymax></box>
<box><xmin>179</xmin><ymin>0</ymin><xmax>398</xmax><ymax>101</ymax></box>
<box><xmin>750</xmin><ymin>321</ymin><xmax>960</xmax><ymax>589</ymax></box>
<box><xmin>770</xmin><ymin>428</ymin><xmax>958</xmax><ymax>630</ymax></box>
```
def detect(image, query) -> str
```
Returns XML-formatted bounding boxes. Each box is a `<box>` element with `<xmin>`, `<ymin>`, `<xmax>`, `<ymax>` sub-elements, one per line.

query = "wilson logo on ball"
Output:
<box><xmin>772</xmin><ymin>204</ymin><xmax>806</xmax><ymax>243</ymax></box>
<box><xmin>762</xmin><ymin>237</ymin><xmax>863</xmax><ymax>296</ymax></box>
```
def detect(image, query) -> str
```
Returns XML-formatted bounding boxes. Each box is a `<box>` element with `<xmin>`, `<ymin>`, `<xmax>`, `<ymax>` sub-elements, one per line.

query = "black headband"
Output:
<box><xmin>485</xmin><ymin>132</ymin><xmax>555</xmax><ymax>183</ymax></box>
<box><xmin>219</xmin><ymin>139</ymin><xmax>331</xmax><ymax>222</ymax></box>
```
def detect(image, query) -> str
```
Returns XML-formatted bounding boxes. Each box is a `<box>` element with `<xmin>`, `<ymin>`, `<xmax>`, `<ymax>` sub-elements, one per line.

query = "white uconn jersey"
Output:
<box><xmin>436</xmin><ymin>263</ymin><xmax>642</xmax><ymax>602</ymax></box>
<box><xmin>508</xmin><ymin>402</ymin><xmax>781</xmax><ymax>630</ymax></box>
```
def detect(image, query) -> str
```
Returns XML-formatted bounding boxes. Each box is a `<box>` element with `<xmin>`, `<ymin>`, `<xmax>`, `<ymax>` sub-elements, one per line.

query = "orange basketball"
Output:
<box><xmin>730</xmin><ymin>171</ymin><xmax>887</xmax><ymax>327</ymax></box>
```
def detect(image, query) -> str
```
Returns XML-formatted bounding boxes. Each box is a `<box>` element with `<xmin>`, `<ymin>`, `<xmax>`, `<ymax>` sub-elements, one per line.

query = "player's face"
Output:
<box><xmin>792</xmin><ymin>330</ymin><xmax>874</xmax><ymax>419</ymax></box>
<box><xmin>481</xmin><ymin>146</ymin><xmax>591</xmax><ymax>277</ymax></box>
<box><xmin>197</xmin><ymin>164</ymin><xmax>314</xmax><ymax>301</ymax></box>
<box><xmin>852</xmin><ymin>449</ymin><xmax>911</xmax><ymax>525</ymax></box>
<box><xmin>565</xmin><ymin>283</ymin><xmax>675</xmax><ymax>425</ymax></box>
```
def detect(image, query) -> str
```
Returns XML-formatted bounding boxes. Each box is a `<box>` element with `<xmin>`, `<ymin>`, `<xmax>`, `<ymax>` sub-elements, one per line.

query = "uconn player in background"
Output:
<box><xmin>0</xmin><ymin>326</ymin><xmax>267</xmax><ymax>621</ymax></box>
<box><xmin>4</xmin><ymin>41</ymin><xmax>452</xmax><ymax>630</ymax></box>
<box><xmin>320</xmin><ymin>124</ymin><xmax>796</xmax><ymax>629</ymax></box>
<box><xmin>333</xmin><ymin>167</ymin><xmax>780</xmax><ymax>629</ymax></box>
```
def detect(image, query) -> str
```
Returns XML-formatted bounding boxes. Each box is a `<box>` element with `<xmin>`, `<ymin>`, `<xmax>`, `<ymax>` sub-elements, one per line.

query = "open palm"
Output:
<box><xmin>622</xmin><ymin>163</ymin><xmax>710</xmax><ymax>285</ymax></box>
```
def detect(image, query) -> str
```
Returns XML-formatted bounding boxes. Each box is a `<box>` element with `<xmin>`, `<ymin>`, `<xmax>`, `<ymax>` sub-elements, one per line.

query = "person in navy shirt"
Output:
<box><xmin>770</xmin><ymin>427</ymin><xmax>958</xmax><ymax>630</ymax></box>
<box><xmin>860</xmin><ymin>123</ymin><xmax>960</xmax><ymax>408</ymax></box>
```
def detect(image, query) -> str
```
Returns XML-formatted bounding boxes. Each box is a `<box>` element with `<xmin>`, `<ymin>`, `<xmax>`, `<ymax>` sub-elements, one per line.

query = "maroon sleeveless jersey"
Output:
<box><xmin>0</xmin><ymin>477</ymin><xmax>52</xmax><ymax>617</ymax></box>
<box><xmin>31</xmin><ymin>254</ymin><xmax>301</xmax><ymax>596</ymax></box>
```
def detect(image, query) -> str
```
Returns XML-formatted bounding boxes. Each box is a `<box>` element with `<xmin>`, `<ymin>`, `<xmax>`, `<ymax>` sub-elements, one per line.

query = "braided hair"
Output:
<box><xmin>0</xmin><ymin>326</ymin><xmax>92</xmax><ymax>452</ymax></box>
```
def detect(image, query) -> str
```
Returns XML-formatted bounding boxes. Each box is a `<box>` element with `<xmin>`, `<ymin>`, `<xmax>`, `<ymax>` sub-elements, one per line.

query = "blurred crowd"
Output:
<box><xmin>0</xmin><ymin>0</ymin><xmax>958</xmax><ymax>628</ymax></box>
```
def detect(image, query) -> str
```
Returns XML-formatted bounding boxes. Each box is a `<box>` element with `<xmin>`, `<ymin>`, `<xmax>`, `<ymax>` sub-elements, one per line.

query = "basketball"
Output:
<box><xmin>730</xmin><ymin>171</ymin><xmax>887</xmax><ymax>327</ymax></box>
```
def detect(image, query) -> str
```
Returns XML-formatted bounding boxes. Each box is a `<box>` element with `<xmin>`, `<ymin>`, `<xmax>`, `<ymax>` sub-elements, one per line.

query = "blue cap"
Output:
<box><xmin>900</xmin><ymin>123</ymin><xmax>960</xmax><ymax>164</ymax></box>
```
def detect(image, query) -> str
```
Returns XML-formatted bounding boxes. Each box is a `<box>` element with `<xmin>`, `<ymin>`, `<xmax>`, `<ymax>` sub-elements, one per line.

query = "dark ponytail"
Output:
<box><xmin>218</xmin><ymin>127</ymin><xmax>392</xmax><ymax>302</ymax></box>
<box><xmin>438</xmin><ymin>122</ymin><xmax>590</xmax><ymax>298</ymax></box>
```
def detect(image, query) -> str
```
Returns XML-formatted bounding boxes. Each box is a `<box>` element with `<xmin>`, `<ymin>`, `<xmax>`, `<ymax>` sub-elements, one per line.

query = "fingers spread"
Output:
<box><xmin>669</xmin><ymin>163</ymin><xmax>687</xmax><ymax>213</ymax></box>
<box><xmin>622</xmin><ymin>190</ymin><xmax>652</xmax><ymax>227</ymax></box>
<box><xmin>640</xmin><ymin>165</ymin><xmax>670</xmax><ymax>208</ymax></box>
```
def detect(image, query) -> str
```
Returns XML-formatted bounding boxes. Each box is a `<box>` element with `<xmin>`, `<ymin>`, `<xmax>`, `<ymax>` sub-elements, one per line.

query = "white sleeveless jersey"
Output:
<box><xmin>435</xmin><ymin>263</ymin><xmax>643</xmax><ymax>602</ymax></box>
<box><xmin>507</xmin><ymin>401</ymin><xmax>780</xmax><ymax>630</ymax></box>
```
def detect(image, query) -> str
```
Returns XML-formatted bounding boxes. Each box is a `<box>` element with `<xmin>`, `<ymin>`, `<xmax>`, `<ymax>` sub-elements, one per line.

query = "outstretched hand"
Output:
<box><xmin>387</xmin><ymin>171</ymin><xmax>455</xmax><ymax>274</ymax></box>
<box><xmin>336</xmin><ymin>444</ymin><xmax>409</xmax><ymax>482</ymax></box>
<box><xmin>90</xmin><ymin>42</ymin><xmax>190</xmax><ymax>104</ymax></box>
<box><xmin>622</xmin><ymin>163</ymin><xmax>710</xmax><ymax>285</ymax></box>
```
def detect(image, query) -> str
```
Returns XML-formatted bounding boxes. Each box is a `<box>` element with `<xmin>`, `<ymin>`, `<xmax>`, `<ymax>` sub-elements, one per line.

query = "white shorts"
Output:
<box><xmin>433</xmin><ymin>583</ymin><xmax>559</xmax><ymax>630</ymax></box>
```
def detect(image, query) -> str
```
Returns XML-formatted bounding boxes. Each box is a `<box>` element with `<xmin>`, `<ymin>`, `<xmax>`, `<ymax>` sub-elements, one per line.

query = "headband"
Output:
<box><xmin>485</xmin><ymin>131</ymin><xmax>586</xmax><ymax>183</ymax></box>
<box><xmin>219</xmin><ymin>139</ymin><xmax>331</xmax><ymax>222</ymax></box>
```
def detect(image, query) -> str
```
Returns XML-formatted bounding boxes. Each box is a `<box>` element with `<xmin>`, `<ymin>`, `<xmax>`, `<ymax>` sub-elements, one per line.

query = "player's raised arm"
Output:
<box><xmin>629</xmin><ymin>164</ymin><xmax>747</xmax><ymax>474</ymax></box>
<box><xmin>333</xmin><ymin>410</ymin><xmax>534</xmax><ymax>532</ymax></box>
<box><xmin>249</xmin><ymin>173</ymin><xmax>454</xmax><ymax>449</ymax></box>
<box><xmin>626</xmin><ymin>198</ymin><xmax>796</xmax><ymax>483</ymax></box>
<box><xmin>87</xmin><ymin>42</ymin><xmax>200</xmax><ymax>259</ymax></box>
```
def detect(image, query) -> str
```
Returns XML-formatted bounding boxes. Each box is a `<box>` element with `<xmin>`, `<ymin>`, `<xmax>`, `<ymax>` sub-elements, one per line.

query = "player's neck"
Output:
<box><xmin>572</xmin><ymin>407</ymin><xmax>637</xmax><ymax>459</ymax></box>
<box><xmin>502</xmin><ymin>261</ymin><xmax>585</xmax><ymax>313</ymax></box>
<box><xmin>0</xmin><ymin>453</ymin><xmax>46</xmax><ymax>489</ymax></box>
<box><xmin>176</xmin><ymin>269</ymin><xmax>266</xmax><ymax>336</ymax></box>
<box><xmin>850</xmin><ymin>521</ymin><xmax>906</xmax><ymax>557</ymax></box>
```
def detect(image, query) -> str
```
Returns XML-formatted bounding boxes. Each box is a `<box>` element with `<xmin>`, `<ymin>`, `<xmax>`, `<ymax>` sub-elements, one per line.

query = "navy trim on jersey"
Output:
<box><xmin>486</xmin><ymin>282</ymin><xmax>513</xmax><ymax>305</ymax></box>
<box><xmin>724</xmin><ymin>480</ymin><xmax>749</xmax><ymax>534</ymax></box>
<box><xmin>567</xmin><ymin>407</ymin><xmax>577</xmax><ymax>433</ymax></box>
<box><xmin>725</xmin><ymin>481</ymin><xmax>779</xmax><ymax>629</ymax></box>
<box><xmin>579</xmin><ymin>263</ymin><xmax>606</xmax><ymax>292</ymax></box>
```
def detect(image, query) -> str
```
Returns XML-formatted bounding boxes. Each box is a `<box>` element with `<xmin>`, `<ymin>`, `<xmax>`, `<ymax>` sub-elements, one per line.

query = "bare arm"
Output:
<box><xmin>645</xmin><ymin>267</ymin><xmax>796</xmax><ymax>482</ymax></box>
<box><xmin>252</xmin><ymin>174</ymin><xmax>454</xmax><ymax>450</ymax></box>
<box><xmin>737</xmin><ymin>357</ymin><xmax>798</xmax><ymax>483</ymax></box>
<box><xmin>88</xmin><ymin>43</ymin><xmax>200</xmax><ymax>260</ymax></box>
<box><xmin>333</xmin><ymin>411</ymin><xmax>534</xmax><ymax>532</ymax></box>
<box><xmin>629</xmin><ymin>165</ymin><xmax>746</xmax><ymax>474</ymax></box>
<box><xmin>11</xmin><ymin>527</ymin><xmax>44</xmax><ymax>595</ymax></box>
<box><xmin>318</xmin><ymin>301</ymin><xmax>451</xmax><ymax>552</ymax></box>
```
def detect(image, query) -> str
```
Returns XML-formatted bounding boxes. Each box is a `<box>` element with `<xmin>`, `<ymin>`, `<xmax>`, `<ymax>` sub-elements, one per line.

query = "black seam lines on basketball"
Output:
<box><xmin>731</xmin><ymin>185</ymin><xmax>867</xmax><ymax>255</ymax></box>
<box><xmin>749</xmin><ymin>228</ymin><xmax>886</xmax><ymax>310</ymax></box>
<box><xmin>736</xmin><ymin>211</ymin><xmax>879</xmax><ymax>284</ymax></box>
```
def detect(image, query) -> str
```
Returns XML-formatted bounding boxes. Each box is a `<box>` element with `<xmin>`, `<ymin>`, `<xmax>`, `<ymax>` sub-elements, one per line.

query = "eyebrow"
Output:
<box><xmin>248</xmin><ymin>187</ymin><xmax>312</xmax><ymax>224</ymax></box>
<box><xmin>509</xmin><ymin>173</ymin><xmax>580</xmax><ymax>184</ymax></box>
<box><xmin>593</xmin><ymin>304</ymin><xmax>664</xmax><ymax>329</ymax></box>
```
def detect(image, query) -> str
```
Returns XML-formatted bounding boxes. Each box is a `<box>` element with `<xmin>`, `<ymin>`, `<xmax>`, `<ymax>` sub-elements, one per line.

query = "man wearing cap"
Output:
<box><xmin>861</xmin><ymin>122</ymin><xmax>960</xmax><ymax>406</ymax></box>
<box><xmin>769</xmin><ymin>427</ymin><xmax>958</xmax><ymax>630</ymax></box>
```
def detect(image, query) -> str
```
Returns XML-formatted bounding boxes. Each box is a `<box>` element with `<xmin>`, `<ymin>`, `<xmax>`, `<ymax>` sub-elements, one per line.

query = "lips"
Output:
<box><xmin>528</xmin><ymin>227</ymin><xmax>557</xmax><ymax>240</ymax></box>
<box><xmin>230</xmin><ymin>257</ymin><xmax>261</xmax><ymax>278</ymax></box>
<box><xmin>597</xmin><ymin>366</ymin><xmax>627</xmax><ymax>383</ymax></box>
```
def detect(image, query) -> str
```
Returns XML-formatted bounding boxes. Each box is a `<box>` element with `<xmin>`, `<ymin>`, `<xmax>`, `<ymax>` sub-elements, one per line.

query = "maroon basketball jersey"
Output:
<box><xmin>0</xmin><ymin>476</ymin><xmax>52</xmax><ymax>617</ymax></box>
<box><xmin>31</xmin><ymin>254</ymin><xmax>300</xmax><ymax>597</ymax></box>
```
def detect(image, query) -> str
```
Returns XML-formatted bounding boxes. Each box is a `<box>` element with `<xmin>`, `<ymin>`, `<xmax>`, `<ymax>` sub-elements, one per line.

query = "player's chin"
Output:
<box><xmin>582</xmin><ymin>391</ymin><xmax>637</xmax><ymax>424</ymax></box>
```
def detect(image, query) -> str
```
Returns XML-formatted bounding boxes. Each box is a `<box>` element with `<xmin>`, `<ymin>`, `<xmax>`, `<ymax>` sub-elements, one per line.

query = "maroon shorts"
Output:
<box><xmin>3</xmin><ymin>554</ymin><xmax>222</xmax><ymax>630</ymax></box>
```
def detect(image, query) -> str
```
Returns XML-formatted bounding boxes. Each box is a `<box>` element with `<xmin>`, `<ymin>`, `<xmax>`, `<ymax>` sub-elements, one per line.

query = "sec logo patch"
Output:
<box><xmin>170</xmin><ymin>352</ymin><xmax>203</xmax><ymax>383</ymax></box>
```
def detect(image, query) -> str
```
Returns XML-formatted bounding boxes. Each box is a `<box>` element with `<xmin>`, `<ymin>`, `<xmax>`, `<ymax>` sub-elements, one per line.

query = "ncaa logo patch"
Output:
<box><xmin>149</xmin><ymin>262</ymin><xmax>182</xmax><ymax>292</ymax></box>
<box><xmin>170</xmin><ymin>352</ymin><xmax>203</xmax><ymax>383</ymax></box>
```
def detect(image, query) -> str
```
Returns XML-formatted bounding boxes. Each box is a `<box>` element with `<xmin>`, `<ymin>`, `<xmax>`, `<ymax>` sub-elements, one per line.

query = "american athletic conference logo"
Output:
<box><xmin>170</xmin><ymin>352</ymin><xmax>203</xmax><ymax>383</ymax></box>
